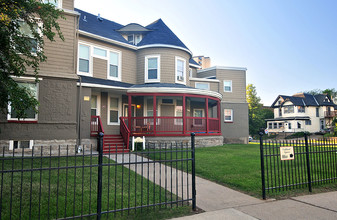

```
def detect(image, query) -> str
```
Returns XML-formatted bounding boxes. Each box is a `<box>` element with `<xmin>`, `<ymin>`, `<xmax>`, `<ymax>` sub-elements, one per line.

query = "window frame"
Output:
<box><xmin>175</xmin><ymin>56</ymin><xmax>186</xmax><ymax>84</ymax></box>
<box><xmin>108</xmin><ymin>50</ymin><xmax>122</xmax><ymax>81</ymax></box>
<box><xmin>223</xmin><ymin>80</ymin><xmax>232</xmax><ymax>92</ymax></box>
<box><xmin>145</xmin><ymin>55</ymin><xmax>160</xmax><ymax>83</ymax></box>
<box><xmin>224</xmin><ymin>109</ymin><xmax>233</xmax><ymax>122</ymax></box>
<box><xmin>9</xmin><ymin>140</ymin><xmax>34</xmax><ymax>150</ymax></box>
<box><xmin>17</xmin><ymin>20</ymin><xmax>43</xmax><ymax>55</ymax></box>
<box><xmin>91</xmin><ymin>93</ymin><xmax>101</xmax><ymax>116</ymax></box>
<box><xmin>195</xmin><ymin>82</ymin><xmax>210</xmax><ymax>90</ymax></box>
<box><xmin>78</xmin><ymin>42</ymin><xmax>92</xmax><ymax>76</ymax></box>
<box><xmin>107</xmin><ymin>95</ymin><xmax>122</xmax><ymax>125</ymax></box>
<box><xmin>7</xmin><ymin>80</ymin><xmax>39</xmax><ymax>122</ymax></box>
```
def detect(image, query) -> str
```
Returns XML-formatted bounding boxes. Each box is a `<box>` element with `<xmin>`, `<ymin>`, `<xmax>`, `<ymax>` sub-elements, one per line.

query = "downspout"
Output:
<box><xmin>77</xmin><ymin>76</ymin><xmax>82</xmax><ymax>146</ymax></box>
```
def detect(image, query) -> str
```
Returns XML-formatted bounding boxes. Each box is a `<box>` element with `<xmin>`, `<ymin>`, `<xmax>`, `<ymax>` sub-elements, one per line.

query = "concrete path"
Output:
<box><xmin>108</xmin><ymin>153</ymin><xmax>337</xmax><ymax>220</ymax></box>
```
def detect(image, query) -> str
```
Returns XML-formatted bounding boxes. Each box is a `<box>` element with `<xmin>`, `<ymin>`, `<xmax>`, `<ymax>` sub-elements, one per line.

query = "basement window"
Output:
<box><xmin>9</xmin><ymin>140</ymin><xmax>34</xmax><ymax>150</ymax></box>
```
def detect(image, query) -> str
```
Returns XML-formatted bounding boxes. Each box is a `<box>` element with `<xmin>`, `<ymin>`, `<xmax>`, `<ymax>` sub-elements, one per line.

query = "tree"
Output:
<box><xmin>0</xmin><ymin>0</ymin><xmax>64</xmax><ymax>118</ymax></box>
<box><xmin>302</xmin><ymin>88</ymin><xmax>337</xmax><ymax>99</ymax></box>
<box><xmin>246</xmin><ymin>84</ymin><xmax>273</xmax><ymax>136</ymax></box>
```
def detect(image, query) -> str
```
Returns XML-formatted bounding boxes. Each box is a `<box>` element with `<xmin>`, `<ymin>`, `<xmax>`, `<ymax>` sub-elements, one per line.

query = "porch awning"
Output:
<box><xmin>77</xmin><ymin>76</ymin><xmax>133</xmax><ymax>89</ymax></box>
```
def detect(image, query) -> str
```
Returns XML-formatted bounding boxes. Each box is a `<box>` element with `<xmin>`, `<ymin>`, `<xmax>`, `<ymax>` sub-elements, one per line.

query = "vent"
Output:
<box><xmin>97</xmin><ymin>13</ymin><xmax>103</xmax><ymax>22</ymax></box>
<box><xmin>177</xmin><ymin>76</ymin><xmax>184</xmax><ymax>81</ymax></box>
<box><xmin>83</xmin><ymin>15</ymin><xmax>87</xmax><ymax>22</ymax></box>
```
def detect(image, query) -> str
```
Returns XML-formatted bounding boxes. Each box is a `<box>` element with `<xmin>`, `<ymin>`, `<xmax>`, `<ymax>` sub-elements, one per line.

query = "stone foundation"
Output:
<box><xmin>0</xmin><ymin>139</ymin><xmax>97</xmax><ymax>156</ymax></box>
<box><xmin>142</xmin><ymin>135</ymin><xmax>223</xmax><ymax>148</ymax></box>
<box><xmin>223</xmin><ymin>137</ymin><xmax>248</xmax><ymax>144</ymax></box>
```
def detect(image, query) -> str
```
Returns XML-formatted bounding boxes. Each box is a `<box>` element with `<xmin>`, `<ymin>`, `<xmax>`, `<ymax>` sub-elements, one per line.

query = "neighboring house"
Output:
<box><xmin>0</xmin><ymin>0</ymin><xmax>249</xmax><ymax>152</ymax></box>
<box><xmin>266</xmin><ymin>93</ymin><xmax>337</xmax><ymax>134</ymax></box>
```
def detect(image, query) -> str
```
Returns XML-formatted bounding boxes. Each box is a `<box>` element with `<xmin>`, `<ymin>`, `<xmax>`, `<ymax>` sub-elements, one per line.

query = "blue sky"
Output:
<box><xmin>75</xmin><ymin>0</ymin><xmax>337</xmax><ymax>105</ymax></box>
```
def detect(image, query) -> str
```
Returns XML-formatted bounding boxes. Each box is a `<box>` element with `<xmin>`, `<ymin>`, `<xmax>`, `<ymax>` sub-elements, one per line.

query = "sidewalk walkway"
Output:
<box><xmin>108</xmin><ymin>153</ymin><xmax>337</xmax><ymax>220</ymax></box>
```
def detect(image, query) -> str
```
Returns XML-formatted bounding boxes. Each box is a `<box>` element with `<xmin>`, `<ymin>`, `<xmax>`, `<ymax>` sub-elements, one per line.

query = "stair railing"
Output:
<box><xmin>91</xmin><ymin>116</ymin><xmax>105</xmax><ymax>136</ymax></box>
<box><xmin>120</xmin><ymin>117</ymin><xmax>130</xmax><ymax>149</ymax></box>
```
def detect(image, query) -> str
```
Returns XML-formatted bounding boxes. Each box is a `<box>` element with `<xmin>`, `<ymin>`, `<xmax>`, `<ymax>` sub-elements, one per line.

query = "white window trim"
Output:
<box><xmin>195</xmin><ymin>82</ymin><xmax>210</xmax><ymax>90</ymax></box>
<box><xmin>78</xmin><ymin>42</ymin><xmax>92</xmax><ymax>76</ymax></box>
<box><xmin>107</xmin><ymin>49</ymin><xmax>122</xmax><ymax>81</ymax></box>
<box><xmin>91</xmin><ymin>93</ymin><xmax>101</xmax><ymax>116</ymax></box>
<box><xmin>223</xmin><ymin>80</ymin><xmax>232</xmax><ymax>93</ymax></box>
<box><xmin>189</xmin><ymin>68</ymin><xmax>193</xmax><ymax>78</ymax></box>
<box><xmin>107</xmin><ymin>94</ymin><xmax>122</xmax><ymax>125</ymax></box>
<box><xmin>175</xmin><ymin>56</ymin><xmax>186</xmax><ymax>85</ymax></box>
<box><xmin>193</xmin><ymin>108</ymin><xmax>205</xmax><ymax>126</ymax></box>
<box><xmin>9</xmin><ymin>140</ymin><xmax>34</xmax><ymax>150</ymax></box>
<box><xmin>145</xmin><ymin>55</ymin><xmax>161</xmax><ymax>83</ymax></box>
<box><xmin>7</xmin><ymin>82</ymin><xmax>39</xmax><ymax>121</ymax></box>
<box><xmin>224</xmin><ymin>109</ymin><xmax>233</xmax><ymax>122</ymax></box>
<box><xmin>122</xmin><ymin>103</ymin><xmax>136</xmax><ymax>117</ymax></box>
<box><xmin>77</xmin><ymin>41</ymin><xmax>122</xmax><ymax>81</ymax></box>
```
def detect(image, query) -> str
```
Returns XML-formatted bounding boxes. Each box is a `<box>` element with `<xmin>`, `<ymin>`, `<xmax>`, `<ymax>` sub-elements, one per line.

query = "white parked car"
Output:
<box><xmin>249</xmin><ymin>136</ymin><xmax>253</xmax><ymax>142</ymax></box>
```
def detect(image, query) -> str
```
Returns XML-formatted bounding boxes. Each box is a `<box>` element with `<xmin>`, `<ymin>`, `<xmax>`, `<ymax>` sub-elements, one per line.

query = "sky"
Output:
<box><xmin>74</xmin><ymin>0</ymin><xmax>337</xmax><ymax>106</ymax></box>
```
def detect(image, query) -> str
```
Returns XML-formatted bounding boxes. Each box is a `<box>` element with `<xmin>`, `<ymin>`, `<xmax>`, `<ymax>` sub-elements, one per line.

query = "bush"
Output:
<box><xmin>285</xmin><ymin>132</ymin><xmax>310</xmax><ymax>139</ymax></box>
<box><xmin>323</xmin><ymin>133</ymin><xmax>337</xmax><ymax>138</ymax></box>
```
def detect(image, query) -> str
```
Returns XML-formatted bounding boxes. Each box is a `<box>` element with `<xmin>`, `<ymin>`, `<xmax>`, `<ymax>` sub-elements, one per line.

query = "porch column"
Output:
<box><xmin>217</xmin><ymin>99</ymin><xmax>221</xmax><ymax>133</ymax></box>
<box><xmin>153</xmin><ymin>95</ymin><xmax>157</xmax><ymax>135</ymax></box>
<box><xmin>183</xmin><ymin>94</ymin><xmax>186</xmax><ymax>135</ymax></box>
<box><xmin>206</xmin><ymin>97</ymin><xmax>209</xmax><ymax>134</ymax></box>
<box><xmin>128</xmin><ymin>94</ymin><xmax>132</xmax><ymax>133</ymax></box>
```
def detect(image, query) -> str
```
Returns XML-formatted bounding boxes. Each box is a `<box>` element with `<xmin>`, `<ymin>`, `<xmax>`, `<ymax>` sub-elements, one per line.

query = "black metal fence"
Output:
<box><xmin>0</xmin><ymin>134</ymin><xmax>196</xmax><ymax>219</ymax></box>
<box><xmin>260</xmin><ymin>134</ymin><xmax>337</xmax><ymax>199</ymax></box>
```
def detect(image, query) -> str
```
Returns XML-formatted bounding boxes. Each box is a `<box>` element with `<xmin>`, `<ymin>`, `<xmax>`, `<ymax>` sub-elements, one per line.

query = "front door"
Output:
<box><xmin>123</xmin><ymin>104</ymin><xmax>136</xmax><ymax>117</ymax></box>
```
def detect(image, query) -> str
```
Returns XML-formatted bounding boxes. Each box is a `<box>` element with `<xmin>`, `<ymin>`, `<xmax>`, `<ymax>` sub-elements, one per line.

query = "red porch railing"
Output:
<box><xmin>90</xmin><ymin>116</ymin><xmax>104</xmax><ymax>137</ymax></box>
<box><xmin>121</xmin><ymin>116</ymin><xmax>220</xmax><ymax>136</ymax></box>
<box><xmin>120</xmin><ymin>117</ymin><xmax>130</xmax><ymax>149</ymax></box>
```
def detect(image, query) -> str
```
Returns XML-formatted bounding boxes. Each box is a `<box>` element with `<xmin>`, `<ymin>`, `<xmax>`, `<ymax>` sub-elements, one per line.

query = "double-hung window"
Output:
<box><xmin>145</xmin><ymin>55</ymin><xmax>160</xmax><ymax>82</ymax></box>
<box><xmin>18</xmin><ymin>21</ymin><xmax>40</xmax><ymax>53</ymax></box>
<box><xmin>79</xmin><ymin>44</ymin><xmax>90</xmax><ymax>74</ymax></box>
<box><xmin>108</xmin><ymin>96</ymin><xmax>120</xmax><ymax>124</ymax></box>
<box><xmin>109</xmin><ymin>52</ymin><xmax>119</xmax><ymax>79</ymax></box>
<box><xmin>223</xmin><ymin>80</ymin><xmax>232</xmax><ymax>92</ymax></box>
<box><xmin>224</xmin><ymin>109</ymin><xmax>233</xmax><ymax>122</ymax></box>
<box><xmin>8</xmin><ymin>82</ymin><xmax>38</xmax><ymax>121</ymax></box>
<box><xmin>175</xmin><ymin>57</ymin><xmax>186</xmax><ymax>84</ymax></box>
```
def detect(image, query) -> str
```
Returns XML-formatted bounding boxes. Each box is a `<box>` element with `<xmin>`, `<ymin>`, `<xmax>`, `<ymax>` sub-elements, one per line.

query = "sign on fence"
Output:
<box><xmin>280</xmin><ymin>146</ymin><xmax>294</xmax><ymax>160</ymax></box>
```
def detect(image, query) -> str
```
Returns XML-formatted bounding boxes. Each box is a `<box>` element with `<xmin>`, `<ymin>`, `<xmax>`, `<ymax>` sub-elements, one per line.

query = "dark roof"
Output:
<box><xmin>130</xmin><ymin>83</ymin><xmax>195</xmax><ymax>89</ymax></box>
<box><xmin>137</xmin><ymin>19</ymin><xmax>189</xmax><ymax>51</ymax></box>
<box><xmin>75</xmin><ymin>9</ymin><xmax>190</xmax><ymax>52</ymax></box>
<box><xmin>266</xmin><ymin>116</ymin><xmax>311</xmax><ymax>121</ymax></box>
<box><xmin>79</xmin><ymin>76</ymin><xmax>133</xmax><ymax>88</ymax></box>
<box><xmin>189</xmin><ymin>58</ymin><xmax>200</xmax><ymax>67</ymax></box>
<box><xmin>271</xmin><ymin>93</ymin><xmax>337</xmax><ymax>108</ymax></box>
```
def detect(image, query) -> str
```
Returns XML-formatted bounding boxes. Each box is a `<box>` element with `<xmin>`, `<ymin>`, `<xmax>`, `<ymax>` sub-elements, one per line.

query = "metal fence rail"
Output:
<box><xmin>260</xmin><ymin>134</ymin><xmax>337</xmax><ymax>199</ymax></box>
<box><xmin>0</xmin><ymin>134</ymin><xmax>196</xmax><ymax>219</ymax></box>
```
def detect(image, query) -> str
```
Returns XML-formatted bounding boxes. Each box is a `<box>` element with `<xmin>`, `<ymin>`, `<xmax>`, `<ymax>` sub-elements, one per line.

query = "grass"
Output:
<box><xmin>0</xmin><ymin>155</ymin><xmax>193</xmax><ymax>220</ymax></box>
<box><xmin>147</xmin><ymin>143</ymin><xmax>337</xmax><ymax>199</ymax></box>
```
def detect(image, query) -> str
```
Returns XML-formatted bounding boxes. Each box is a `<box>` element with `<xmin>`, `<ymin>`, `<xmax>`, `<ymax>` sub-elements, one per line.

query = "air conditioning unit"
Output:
<box><xmin>177</xmin><ymin>76</ymin><xmax>184</xmax><ymax>81</ymax></box>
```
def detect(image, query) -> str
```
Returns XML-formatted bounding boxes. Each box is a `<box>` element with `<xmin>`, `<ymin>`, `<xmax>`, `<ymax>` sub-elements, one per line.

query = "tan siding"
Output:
<box><xmin>137</xmin><ymin>48</ymin><xmax>190</xmax><ymax>85</ymax></box>
<box><xmin>78</xmin><ymin>36</ymin><xmax>137</xmax><ymax>84</ymax></box>
<box><xmin>216</xmin><ymin>69</ymin><xmax>246</xmax><ymax>103</ymax></box>
<box><xmin>37</xmin><ymin>13</ymin><xmax>78</xmax><ymax>78</ymax></box>
<box><xmin>189</xmin><ymin>81</ymin><xmax>219</xmax><ymax>93</ymax></box>
<box><xmin>62</xmin><ymin>0</ymin><xmax>74</xmax><ymax>10</ymax></box>
<box><xmin>93</xmin><ymin>58</ymin><xmax>107</xmax><ymax>79</ymax></box>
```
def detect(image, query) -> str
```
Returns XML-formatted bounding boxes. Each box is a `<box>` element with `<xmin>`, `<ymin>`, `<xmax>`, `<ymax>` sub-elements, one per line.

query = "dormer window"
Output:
<box><xmin>127</xmin><ymin>34</ymin><xmax>142</xmax><ymax>45</ymax></box>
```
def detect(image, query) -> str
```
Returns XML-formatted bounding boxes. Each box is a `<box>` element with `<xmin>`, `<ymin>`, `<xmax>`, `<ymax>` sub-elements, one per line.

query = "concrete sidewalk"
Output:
<box><xmin>108</xmin><ymin>153</ymin><xmax>337</xmax><ymax>220</ymax></box>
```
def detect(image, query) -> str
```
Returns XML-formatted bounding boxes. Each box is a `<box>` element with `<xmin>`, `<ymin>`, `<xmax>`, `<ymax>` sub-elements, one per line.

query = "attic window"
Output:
<box><xmin>127</xmin><ymin>35</ymin><xmax>134</xmax><ymax>44</ymax></box>
<box><xmin>324</xmin><ymin>97</ymin><xmax>330</xmax><ymax>102</ymax></box>
<box><xmin>127</xmin><ymin>34</ymin><xmax>142</xmax><ymax>45</ymax></box>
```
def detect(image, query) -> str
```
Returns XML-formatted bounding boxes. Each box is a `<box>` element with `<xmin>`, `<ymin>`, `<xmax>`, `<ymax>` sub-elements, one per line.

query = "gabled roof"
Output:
<box><xmin>271</xmin><ymin>93</ymin><xmax>337</xmax><ymax>108</ymax></box>
<box><xmin>75</xmin><ymin>9</ymin><xmax>191</xmax><ymax>53</ymax></box>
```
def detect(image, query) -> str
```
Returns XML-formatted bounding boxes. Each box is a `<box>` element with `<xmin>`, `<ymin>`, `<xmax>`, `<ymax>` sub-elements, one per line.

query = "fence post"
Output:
<box><xmin>97</xmin><ymin>132</ymin><xmax>104</xmax><ymax>220</ymax></box>
<box><xmin>304</xmin><ymin>133</ymin><xmax>312</xmax><ymax>192</ymax></box>
<box><xmin>259</xmin><ymin>131</ymin><xmax>266</xmax><ymax>200</ymax></box>
<box><xmin>191</xmin><ymin>132</ymin><xmax>196</xmax><ymax>211</ymax></box>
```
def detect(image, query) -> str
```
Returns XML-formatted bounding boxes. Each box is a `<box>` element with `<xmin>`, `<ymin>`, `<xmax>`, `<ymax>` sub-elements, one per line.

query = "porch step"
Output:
<box><xmin>102</xmin><ymin>134</ymin><xmax>129</xmax><ymax>154</ymax></box>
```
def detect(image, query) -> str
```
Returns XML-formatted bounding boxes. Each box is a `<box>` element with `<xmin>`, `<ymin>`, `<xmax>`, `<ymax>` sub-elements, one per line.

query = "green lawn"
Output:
<box><xmin>147</xmin><ymin>143</ymin><xmax>337</xmax><ymax>199</ymax></box>
<box><xmin>0</xmin><ymin>156</ymin><xmax>193</xmax><ymax>220</ymax></box>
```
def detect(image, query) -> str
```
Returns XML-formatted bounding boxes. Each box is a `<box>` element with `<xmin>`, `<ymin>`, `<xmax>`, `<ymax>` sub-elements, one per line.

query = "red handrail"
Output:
<box><xmin>90</xmin><ymin>116</ymin><xmax>104</xmax><ymax>136</ymax></box>
<box><xmin>120</xmin><ymin>117</ymin><xmax>130</xmax><ymax>149</ymax></box>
